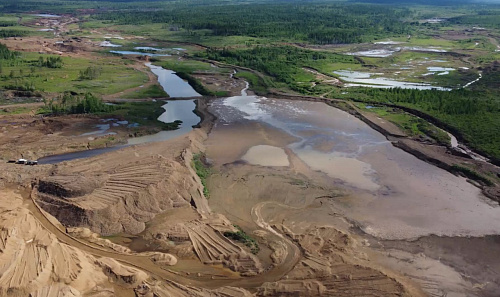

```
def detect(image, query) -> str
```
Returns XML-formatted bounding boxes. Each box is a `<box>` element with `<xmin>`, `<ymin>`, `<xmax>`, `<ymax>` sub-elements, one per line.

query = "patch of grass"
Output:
<box><xmin>121</xmin><ymin>84</ymin><xmax>168</xmax><ymax>99</ymax></box>
<box><xmin>406</xmin><ymin>37</ymin><xmax>455</xmax><ymax>47</ymax></box>
<box><xmin>80</xmin><ymin>20</ymin><xmax>110</xmax><ymax>29</ymax></box>
<box><xmin>357</xmin><ymin>103</ymin><xmax>451</xmax><ymax>145</ymax></box>
<box><xmin>89</xmin><ymin>135</ymin><xmax>118</xmax><ymax>148</ymax></box>
<box><xmin>452</xmin><ymin>164</ymin><xmax>494</xmax><ymax>187</ymax></box>
<box><xmin>234</xmin><ymin>71</ymin><xmax>271</xmax><ymax>95</ymax></box>
<box><xmin>223</xmin><ymin>225</ymin><xmax>260</xmax><ymax>255</ymax></box>
<box><xmin>311</xmin><ymin>62</ymin><xmax>363</xmax><ymax>73</ymax></box>
<box><xmin>155</xmin><ymin>58</ymin><xmax>221</xmax><ymax>74</ymax></box>
<box><xmin>292</xmin><ymin>69</ymin><xmax>316</xmax><ymax>83</ymax></box>
<box><xmin>0</xmin><ymin>106</ymin><xmax>31</xmax><ymax>114</ymax></box>
<box><xmin>0</xmin><ymin>52</ymin><xmax>148</xmax><ymax>96</ymax></box>
<box><xmin>192</xmin><ymin>153</ymin><xmax>210</xmax><ymax>198</ymax></box>
<box><xmin>112</xmin><ymin>101</ymin><xmax>180</xmax><ymax>130</ymax></box>
<box><xmin>174</xmin><ymin>71</ymin><xmax>218</xmax><ymax>96</ymax></box>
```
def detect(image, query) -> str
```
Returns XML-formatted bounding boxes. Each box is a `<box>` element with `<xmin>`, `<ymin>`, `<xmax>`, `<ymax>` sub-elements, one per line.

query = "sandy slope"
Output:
<box><xmin>0</xmin><ymin>188</ymin><xmax>147</xmax><ymax>297</ymax></box>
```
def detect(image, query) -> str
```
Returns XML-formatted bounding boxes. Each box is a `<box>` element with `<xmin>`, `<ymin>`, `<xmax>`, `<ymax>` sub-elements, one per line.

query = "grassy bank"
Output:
<box><xmin>153</xmin><ymin>58</ymin><xmax>229</xmax><ymax>96</ymax></box>
<box><xmin>192</xmin><ymin>153</ymin><xmax>210</xmax><ymax>198</ymax></box>
<box><xmin>234</xmin><ymin>71</ymin><xmax>271</xmax><ymax>96</ymax></box>
<box><xmin>121</xmin><ymin>84</ymin><xmax>168</xmax><ymax>99</ymax></box>
<box><xmin>356</xmin><ymin>103</ymin><xmax>451</xmax><ymax>146</ymax></box>
<box><xmin>337</xmin><ymin>85</ymin><xmax>500</xmax><ymax>164</ymax></box>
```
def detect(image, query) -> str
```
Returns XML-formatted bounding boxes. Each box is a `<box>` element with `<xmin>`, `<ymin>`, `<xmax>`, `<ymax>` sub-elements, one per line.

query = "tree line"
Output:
<box><xmin>0</xmin><ymin>43</ymin><xmax>19</xmax><ymax>60</ymax></box>
<box><xmin>42</xmin><ymin>92</ymin><xmax>113</xmax><ymax>115</ymax></box>
<box><xmin>347</xmin><ymin>86</ymin><xmax>500</xmax><ymax>162</ymax></box>
<box><xmin>94</xmin><ymin>2</ymin><xmax>413</xmax><ymax>44</ymax></box>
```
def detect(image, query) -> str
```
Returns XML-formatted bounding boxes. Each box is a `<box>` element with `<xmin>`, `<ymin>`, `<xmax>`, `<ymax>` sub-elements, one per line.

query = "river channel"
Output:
<box><xmin>38</xmin><ymin>65</ymin><xmax>201</xmax><ymax>164</ymax></box>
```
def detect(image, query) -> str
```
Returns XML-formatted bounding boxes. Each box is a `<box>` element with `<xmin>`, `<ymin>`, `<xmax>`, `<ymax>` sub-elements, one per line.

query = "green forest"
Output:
<box><xmin>344</xmin><ymin>87</ymin><xmax>500</xmax><ymax>162</ymax></box>
<box><xmin>92</xmin><ymin>3</ymin><xmax>412</xmax><ymax>44</ymax></box>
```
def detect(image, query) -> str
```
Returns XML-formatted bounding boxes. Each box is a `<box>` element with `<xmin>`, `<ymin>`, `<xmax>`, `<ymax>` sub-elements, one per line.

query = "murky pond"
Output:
<box><xmin>374</xmin><ymin>40</ymin><xmax>403</xmax><ymax>45</ymax></box>
<box><xmin>32</xmin><ymin>14</ymin><xmax>61</xmax><ymax>18</ymax></box>
<box><xmin>346</xmin><ymin>44</ymin><xmax>447</xmax><ymax>58</ymax></box>
<box><xmin>38</xmin><ymin>100</ymin><xmax>200</xmax><ymax>164</ymax></box>
<box><xmin>100</xmin><ymin>41</ymin><xmax>122</xmax><ymax>47</ymax></box>
<box><xmin>347</xmin><ymin>49</ymin><xmax>398</xmax><ymax>57</ymax></box>
<box><xmin>426</xmin><ymin>66</ymin><xmax>455</xmax><ymax>76</ymax></box>
<box><xmin>128</xmin><ymin>100</ymin><xmax>200</xmax><ymax>145</ymax></box>
<box><xmin>110</xmin><ymin>50</ymin><xmax>170</xmax><ymax>57</ymax></box>
<box><xmin>334</xmin><ymin>70</ymin><xmax>451</xmax><ymax>90</ymax></box>
<box><xmin>134</xmin><ymin>46</ymin><xmax>163</xmax><ymax>51</ymax></box>
<box><xmin>241</xmin><ymin>145</ymin><xmax>289</xmax><ymax>167</ymax></box>
<box><xmin>208</xmin><ymin>91</ymin><xmax>500</xmax><ymax>240</ymax></box>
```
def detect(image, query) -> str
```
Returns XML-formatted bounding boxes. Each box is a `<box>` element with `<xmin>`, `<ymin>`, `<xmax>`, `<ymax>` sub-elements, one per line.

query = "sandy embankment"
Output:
<box><xmin>0</xmin><ymin>188</ymin><xmax>148</xmax><ymax>297</ymax></box>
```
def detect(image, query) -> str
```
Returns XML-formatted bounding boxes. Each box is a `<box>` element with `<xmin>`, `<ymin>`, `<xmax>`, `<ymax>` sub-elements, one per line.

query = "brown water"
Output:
<box><xmin>209</xmin><ymin>92</ymin><xmax>500</xmax><ymax>240</ymax></box>
<box><xmin>241</xmin><ymin>145</ymin><xmax>289</xmax><ymax>167</ymax></box>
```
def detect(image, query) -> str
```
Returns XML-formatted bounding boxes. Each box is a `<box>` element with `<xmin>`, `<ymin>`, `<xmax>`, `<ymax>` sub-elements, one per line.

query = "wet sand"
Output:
<box><xmin>209</xmin><ymin>95</ymin><xmax>500</xmax><ymax>240</ymax></box>
<box><xmin>205</xmin><ymin>92</ymin><xmax>500</xmax><ymax>296</ymax></box>
<box><xmin>379</xmin><ymin>235</ymin><xmax>500</xmax><ymax>297</ymax></box>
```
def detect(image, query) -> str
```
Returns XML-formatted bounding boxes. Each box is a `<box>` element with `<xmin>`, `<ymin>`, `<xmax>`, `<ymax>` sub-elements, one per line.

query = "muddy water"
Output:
<box><xmin>208</xmin><ymin>92</ymin><xmax>500</xmax><ymax>240</ymax></box>
<box><xmin>146</xmin><ymin>63</ymin><xmax>201</xmax><ymax>97</ymax></box>
<box><xmin>334</xmin><ymin>70</ymin><xmax>452</xmax><ymax>90</ymax></box>
<box><xmin>242</xmin><ymin>145</ymin><xmax>289</xmax><ymax>167</ymax></box>
<box><xmin>128</xmin><ymin>100</ymin><xmax>200</xmax><ymax>145</ymax></box>
<box><xmin>110</xmin><ymin>51</ymin><xmax>170</xmax><ymax>57</ymax></box>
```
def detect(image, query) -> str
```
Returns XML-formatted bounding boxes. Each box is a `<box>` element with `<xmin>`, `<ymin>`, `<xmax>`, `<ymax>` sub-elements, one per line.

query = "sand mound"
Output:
<box><xmin>67</xmin><ymin>227</ymin><xmax>132</xmax><ymax>253</ymax></box>
<box><xmin>30</xmin><ymin>284</ymin><xmax>82</xmax><ymax>297</ymax></box>
<box><xmin>135</xmin><ymin>281</ymin><xmax>253</xmax><ymax>297</ymax></box>
<box><xmin>0</xmin><ymin>189</ymin><xmax>147</xmax><ymax>296</ymax></box>
<box><xmin>186</xmin><ymin>220</ymin><xmax>263</xmax><ymax>276</ymax></box>
<box><xmin>258</xmin><ymin>225</ymin><xmax>411</xmax><ymax>297</ymax></box>
<box><xmin>258</xmin><ymin>280</ymin><xmax>326</xmax><ymax>296</ymax></box>
<box><xmin>33</xmin><ymin>137</ymin><xmax>207</xmax><ymax>235</ymax></box>
<box><xmin>149</xmin><ymin>253</ymin><xmax>178</xmax><ymax>266</ymax></box>
<box><xmin>96</xmin><ymin>258</ymin><xmax>148</xmax><ymax>285</ymax></box>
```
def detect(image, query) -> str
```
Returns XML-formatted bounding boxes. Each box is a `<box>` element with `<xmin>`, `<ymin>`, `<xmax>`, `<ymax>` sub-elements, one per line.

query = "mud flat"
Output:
<box><xmin>208</xmin><ymin>92</ymin><xmax>500</xmax><ymax>240</ymax></box>
<box><xmin>205</xmin><ymin>89</ymin><xmax>500</xmax><ymax>296</ymax></box>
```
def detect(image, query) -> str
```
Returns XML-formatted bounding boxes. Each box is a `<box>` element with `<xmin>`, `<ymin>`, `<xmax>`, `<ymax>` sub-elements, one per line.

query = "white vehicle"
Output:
<box><xmin>16</xmin><ymin>159</ymin><xmax>27</xmax><ymax>164</ymax></box>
